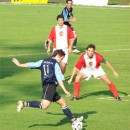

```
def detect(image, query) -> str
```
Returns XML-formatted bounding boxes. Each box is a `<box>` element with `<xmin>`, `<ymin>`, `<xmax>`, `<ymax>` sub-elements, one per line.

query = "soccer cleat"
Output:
<box><xmin>72</xmin><ymin>48</ymin><xmax>80</xmax><ymax>53</ymax></box>
<box><xmin>17</xmin><ymin>100</ymin><xmax>25</xmax><ymax>112</ymax></box>
<box><xmin>115</xmin><ymin>97</ymin><xmax>121</xmax><ymax>101</ymax></box>
<box><xmin>76</xmin><ymin>116</ymin><xmax>84</xmax><ymax>122</ymax></box>
<box><xmin>44</xmin><ymin>40</ymin><xmax>48</xmax><ymax>49</ymax></box>
<box><xmin>71</xmin><ymin>97</ymin><xmax>78</xmax><ymax>101</ymax></box>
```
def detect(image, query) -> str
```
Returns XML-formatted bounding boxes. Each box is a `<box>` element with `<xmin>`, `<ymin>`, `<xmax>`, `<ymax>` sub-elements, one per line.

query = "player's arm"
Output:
<box><xmin>12</xmin><ymin>58</ymin><xmax>29</xmax><ymax>68</ymax></box>
<box><xmin>62</xmin><ymin>9</ymin><xmax>76</xmax><ymax>23</ymax></box>
<box><xmin>55</xmin><ymin>63</ymin><xmax>71</xmax><ymax>97</ymax></box>
<box><xmin>68</xmin><ymin>54</ymin><xmax>85</xmax><ymax>84</ymax></box>
<box><xmin>104</xmin><ymin>60</ymin><xmax>119</xmax><ymax>78</ymax></box>
<box><xmin>68</xmin><ymin>67</ymin><xmax>79</xmax><ymax>84</ymax></box>
<box><xmin>47</xmin><ymin>27</ymin><xmax>55</xmax><ymax>54</ymax></box>
<box><xmin>47</xmin><ymin>40</ymin><xmax>52</xmax><ymax>54</ymax></box>
<box><xmin>12</xmin><ymin>58</ymin><xmax>43</xmax><ymax>69</ymax></box>
<box><xmin>68</xmin><ymin>27</ymin><xmax>74</xmax><ymax>53</ymax></box>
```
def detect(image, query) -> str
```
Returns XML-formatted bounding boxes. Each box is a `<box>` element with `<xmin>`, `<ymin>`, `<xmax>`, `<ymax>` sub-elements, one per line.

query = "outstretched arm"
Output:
<box><xmin>68</xmin><ymin>67</ymin><xmax>79</xmax><ymax>84</ymax></box>
<box><xmin>105</xmin><ymin>61</ymin><xmax>119</xmax><ymax>78</ymax></box>
<box><xmin>12</xmin><ymin>58</ymin><xmax>29</xmax><ymax>68</ymax></box>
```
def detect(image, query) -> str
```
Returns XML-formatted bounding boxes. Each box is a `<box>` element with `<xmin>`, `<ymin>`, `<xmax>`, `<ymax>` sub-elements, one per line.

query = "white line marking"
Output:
<box><xmin>0</xmin><ymin>48</ymin><xmax>129</xmax><ymax>58</ymax></box>
<box><xmin>0</xmin><ymin>52</ymin><xmax>47</xmax><ymax>58</ymax></box>
<box><xmin>97</xmin><ymin>96</ymin><xmax>130</xmax><ymax>101</ymax></box>
<box><xmin>101</xmin><ymin>48</ymin><xmax>130</xmax><ymax>52</ymax></box>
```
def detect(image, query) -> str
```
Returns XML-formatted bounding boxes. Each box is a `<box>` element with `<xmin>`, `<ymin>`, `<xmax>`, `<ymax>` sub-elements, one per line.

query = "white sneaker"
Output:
<box><xmin>76</xmin><ymin>116</ymin><xmax>84</xmax><ymax>122</ymax></box>
<box><xmin>17</xmin><ymin>100</ymin><xmax>25</xmax><ymax>112</ymax></box>
<box><xmin>72</xmin><ymin>49</ymin><xmax>80</xmax><ymax>53</ymax></box>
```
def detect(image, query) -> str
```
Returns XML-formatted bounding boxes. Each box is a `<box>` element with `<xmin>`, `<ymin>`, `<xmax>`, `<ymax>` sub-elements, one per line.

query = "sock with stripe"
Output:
<box><xmin>26</xmin><ymin>101</ymin><xmax>42</xmax><ymax>109</ymax></box>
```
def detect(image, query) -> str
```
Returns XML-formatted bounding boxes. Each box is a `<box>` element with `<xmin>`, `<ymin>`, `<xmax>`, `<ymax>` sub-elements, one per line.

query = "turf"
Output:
<box><xmin>0</xmin><ymin>4</ymin><xmax>130</xmax><ymax>130</ymax></box>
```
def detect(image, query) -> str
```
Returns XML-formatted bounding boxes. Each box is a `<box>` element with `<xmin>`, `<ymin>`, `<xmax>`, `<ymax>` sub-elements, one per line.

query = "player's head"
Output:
<box><xmin>66</xmin><ymin>0</ymin><xmax>73</xmax><ymax>8</ymax></box>
<box><xmin>86</xmin><ymin>44</ymin><xmax>96</xmax><ymax>58</ymax></box>
<box><xmin>56</xmin><ymin>15</ymin><xmax>64</xmax><ymax>26</ymax></box>
<box><xmin>51</xmin><ymin>49</ymin><xmax>66</xmax><ymax>63</ymax></box>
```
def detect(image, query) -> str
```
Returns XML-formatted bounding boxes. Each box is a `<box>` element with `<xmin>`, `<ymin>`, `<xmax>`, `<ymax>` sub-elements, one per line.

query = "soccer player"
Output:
<box><xmin>47</xmin><ymin>14</ymin><xmax>74</xmax><ymax>74</ymax></box>
<box><xmin>61</xmin><ymin>0</ymin><xmax>80</xmax><ymax>53</ymax></box>
<box><xmin>12</xmin><ymin>49</ymin><xmax>83</xmax><ymax>125</ymax></box>
<box><xmin>68</xmin><ymin>44</ymin><xmax>121</xmax><ymax>101</ymax></box>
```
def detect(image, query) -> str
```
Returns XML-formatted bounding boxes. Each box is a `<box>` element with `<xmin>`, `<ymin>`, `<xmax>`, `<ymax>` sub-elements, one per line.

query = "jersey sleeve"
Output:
<box><xmin>55</xmin><ymin>63</ymin><xmax>65</xmax><ymax>81</ymax></box>
<box><xmin>48</xmin><ymin>27</ymin><xmax>55</xmax><ymax>42</ymax></box>
<box><xmin>75</xmin><ymin>54</ymin><xmax>86</xmax><ymax>70</ymax></box>
<box><xmin>62</xmin><ymin>8</ymin><xmax>68</xmax><ymax>21</ymax></box>
<box><xmin>67</xmin><ymin>26</ymin><xmax>74</xmax><ymax>40</ymax></box>
<box><xmin>27</xmin><ymin>60</ymin><xmax>43</xmax><ymax>69</ymax></box>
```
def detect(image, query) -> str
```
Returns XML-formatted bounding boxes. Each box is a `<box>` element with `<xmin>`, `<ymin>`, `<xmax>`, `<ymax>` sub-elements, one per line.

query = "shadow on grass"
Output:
<box><xmin>28</xmin><ymin>111</ymin><xmax>97</xmax><ymax>129</ymax></box>
<box><xmin>0</xmin><ymin>46</ymin><xmax>48</xmax><ymax>79</ymax></box>
<box><xmin>79</xmin><ymin>90</ymin><xmax>128</xmax><ymax>100</ymax></box>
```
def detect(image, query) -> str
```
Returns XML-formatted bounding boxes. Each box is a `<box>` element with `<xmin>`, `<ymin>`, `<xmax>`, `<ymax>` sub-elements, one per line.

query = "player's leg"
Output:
<box><xmin>60</xmin><ymin>50</ymin><xmax>68</xmax><ymax>74</ymax></box>
<box><xmin>72</xmin><ymin>71</ymin><xmax>87</xmax><ymax>100</ymax></box>
<box><xmin>71</xmin><ymin>29</ymin><xmax>80</xmax><ymax>53</ymax></box>
<box><xmin>17</xmin><ymin>100</ymin><xmax>42</xmax><ymax>112</ymax></box>
<box><xmin>17</xmin><ymin>84</ymin><xmax>56</xmax><ymax>112</ymax></box>
<box><xmin>60</xmin><ymin>62</ymin><xmax>66</xmax><ymax>74</ymax></box>
<box><xmin>99</xmin><ymin>74</ymin><xmax>120</xmax><ymax>100</ymax></box>
<box><xmin>56</xmin><ymin>96</ymin><xmax>84</xmax><ymax>122</ymax></box>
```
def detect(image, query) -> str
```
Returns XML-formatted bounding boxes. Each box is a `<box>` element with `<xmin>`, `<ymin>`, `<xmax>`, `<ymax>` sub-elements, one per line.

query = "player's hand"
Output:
<box><xmin>72</xmin><ymin>17</ymin><xmax>77</xmax><ymax>22</ymax></box>
<box><xmin>68</xmin><ymin>48</ymin><xmax>72</xmax><ymax>53</ymax></box>
<box><xmin>12</xmin><ymin>58</ymin><xmax>20</xmax><ymax>66</ymax></box>
<box><xmin>113</xmin><ymin>71</ymin><xmax>119</xmax><ymax>78</ymax></box>
<box><xmin>65</xmin><ymin>91</ymin><xmax>71</xmax><ymax>97</ymax></box>
<box><xmin>68</xmin><ymin>78</ymin><xmax>72</xmax><ymax>84</ymax></box>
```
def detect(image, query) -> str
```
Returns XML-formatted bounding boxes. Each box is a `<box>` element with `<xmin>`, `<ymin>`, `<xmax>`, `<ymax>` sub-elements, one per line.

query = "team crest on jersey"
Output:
<box><xmin>59</xmin><ymin>31</ymin><xmax>64</xmax><ymax>36</ymax></box>
<box><xmin>89</xmin><ymin>62</ymin><xmax>93</xmax><ymax>66</ymax></box>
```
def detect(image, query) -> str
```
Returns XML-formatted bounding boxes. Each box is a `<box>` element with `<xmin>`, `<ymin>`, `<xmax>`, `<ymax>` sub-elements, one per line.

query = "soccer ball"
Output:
<box><xmin>72</xmin><ymin>120</ymin><xmax>83</xmax><ymax>130</ymax></box>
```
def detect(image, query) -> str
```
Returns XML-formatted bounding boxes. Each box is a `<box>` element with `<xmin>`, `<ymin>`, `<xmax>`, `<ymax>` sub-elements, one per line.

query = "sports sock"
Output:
<box><xmin>108</xmin><ymin>82</ymin><xmax>119</xmax><ymax>98</ymax></box>
<box><xmin>73</xmin><ymin>38</ymin><xmax>77</xmax><ymax>47</ymax></box>
<box><xmin>62</xmin><ymin>106</ymin><xmax>74</xmax><ymax>120</ymax></box>
<box><xmin>26</xmin><ymin>101</ymin><xmax>42</xmax><ymax>109</ymax></box>
<box><xmin>74</xmin><ymin>82</ymin><xmax>80</xmax><ymax>99</ymax></box>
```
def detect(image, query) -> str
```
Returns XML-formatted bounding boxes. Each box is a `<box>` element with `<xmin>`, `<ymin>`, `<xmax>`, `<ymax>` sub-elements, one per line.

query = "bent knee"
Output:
<box><xmin>61</xmin><ymin>99</ymin><xmax>67</xmax><ymax>107</ymax></box>
<box><xmin>41</xmin><ymin>104</ymin><xmax>49</xmax><ymax>110</ymax></box>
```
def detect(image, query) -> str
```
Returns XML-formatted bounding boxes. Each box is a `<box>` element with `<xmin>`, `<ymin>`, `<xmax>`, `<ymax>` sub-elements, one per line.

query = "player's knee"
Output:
<box><xmin>75</xmin><ymin>75</ymin><xmax>81</xmax><ymax>82</ymax></box>
<box><xmin>61</xmin><ymin>99</ymin><xmax>67</xmax><ymax>107</ymax></box>
<box><xmin>41</xmin><ymin>104</ymin><xmax>49</xmax><ymax>110</ymax></box>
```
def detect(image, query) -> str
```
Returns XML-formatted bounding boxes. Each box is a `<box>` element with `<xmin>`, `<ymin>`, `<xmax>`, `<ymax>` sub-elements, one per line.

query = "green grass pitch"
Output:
<box><xmin>0</xmin><ymin>4</ymin><xmax>130</xmax><ymax>130</ymax></box>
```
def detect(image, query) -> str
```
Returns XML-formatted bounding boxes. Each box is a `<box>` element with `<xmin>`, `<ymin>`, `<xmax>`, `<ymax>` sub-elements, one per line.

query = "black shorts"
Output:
<box><xmin>42</xmin><ymin>84</ymin><xmax>61</xmax><ymax>102</ymax></box>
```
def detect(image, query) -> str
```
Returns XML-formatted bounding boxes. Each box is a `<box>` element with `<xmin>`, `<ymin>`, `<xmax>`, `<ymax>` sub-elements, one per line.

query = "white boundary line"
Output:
<box><xmin>0</xmin><ymin>48</ymin><xmax>130</xmax><ymax>58</ymax></box>
<box><xmin>101</xmin><ymin>48</ymin><xmax>130</xmax><ymax>52</ymax></box>
<box><xmin>0</xmin><ymin>52</ymin><xmax>47</xmax><ymax>58</ymax></box>
<box><xmin>97</xmin><ymin>95</ymin><xmax>130</xmax><ymax>101</ymax></box>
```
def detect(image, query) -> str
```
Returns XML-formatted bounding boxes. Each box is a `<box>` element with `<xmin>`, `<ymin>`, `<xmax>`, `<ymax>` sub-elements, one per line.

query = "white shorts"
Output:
<box><xmin>80</xmin><ymin>66</ymin><xmax>106</xmax><ymax>80</ymax></box>
<box><xmin>53</xmin><ymin>48</ymin><xmax>68</xmax><ymax>64</ymax></box>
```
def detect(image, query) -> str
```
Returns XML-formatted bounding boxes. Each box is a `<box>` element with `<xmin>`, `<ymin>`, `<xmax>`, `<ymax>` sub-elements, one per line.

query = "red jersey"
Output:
<box><xmin>75</xmin><ymin>52</ymin><xmax>105</xmax><ymax>70</ymax></box>
<box><xmin>48</xmin><ymin>25</ymin><xmax>74</xmax><ymax>49</ymax></box>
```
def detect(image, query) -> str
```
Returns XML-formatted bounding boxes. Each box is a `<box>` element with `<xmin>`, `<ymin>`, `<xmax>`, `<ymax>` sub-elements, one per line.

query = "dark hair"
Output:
<box><xmin>66</xmin><ymin>0</ymin><xmax>73</xmax><ymax>3</ymax></box>
<box><xmin>51</xmin><ymin>49</ymin><xmax>66</xmax><ymax>57</ymax></box>
<box><xmin>56</xmin><ymin>15</ymin><xmax>64</xmax><ymax>21</ymax></box>
<box><xmin>86</xmin><ymin>44</ymin><xmax>96</xmax><ymax>50</ymax></box>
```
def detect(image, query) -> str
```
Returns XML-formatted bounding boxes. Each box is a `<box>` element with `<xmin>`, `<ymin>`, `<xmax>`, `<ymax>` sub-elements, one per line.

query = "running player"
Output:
<box><xmin>12</xmin><ymin>49</ymin><xmax>83</xmax><ymax>125</ymax></box>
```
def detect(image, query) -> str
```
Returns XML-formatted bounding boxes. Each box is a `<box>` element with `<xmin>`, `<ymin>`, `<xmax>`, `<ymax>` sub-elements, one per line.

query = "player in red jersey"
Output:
<box><xmin>47</xmin><ymin>14</ymin><xmax>74</xmax><ymax>74</ymax></box>
<box><xmin>68</xmin><ymin>44</ymin><xmax>121</xmax><ymax>101</ymax></box>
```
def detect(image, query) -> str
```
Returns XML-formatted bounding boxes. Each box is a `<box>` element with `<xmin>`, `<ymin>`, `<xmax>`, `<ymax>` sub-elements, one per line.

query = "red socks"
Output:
<box><xmin>108</xmin><ymin>82</ymin><xmax>119</xmax><ymax>98</ymax></box>
<box><xmin>74</xmin><ymin>82</ymin><xmax>80</xmax><ymax>99</ymax></box>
